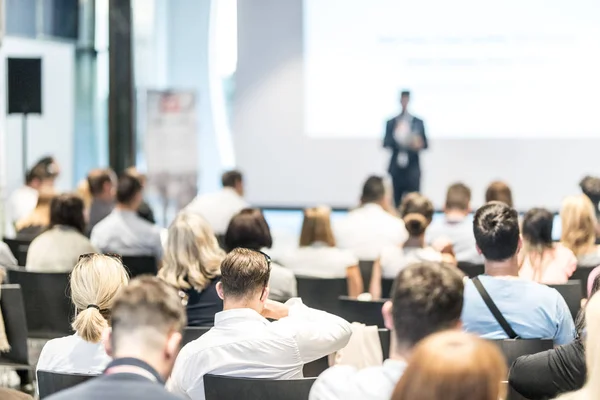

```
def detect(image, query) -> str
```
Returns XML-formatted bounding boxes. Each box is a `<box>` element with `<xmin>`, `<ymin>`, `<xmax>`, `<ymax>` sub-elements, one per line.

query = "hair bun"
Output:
<box><xmin>403</xmin><ymin>213</ymin><xmax>428</xmax><ymax>236</ymax></box>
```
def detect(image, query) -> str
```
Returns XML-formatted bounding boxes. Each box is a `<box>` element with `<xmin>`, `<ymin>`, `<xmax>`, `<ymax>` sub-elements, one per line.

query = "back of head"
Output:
<box><xmin>160</xmin><ymin>212</ymin><xmax>225</xmax><ymax>291</ymax></box>
<box><xmin>71</xmin><ymin>254</ymin><xmax>129</xmax><ymax>343</ymax></box>
<box><xmin>391</xmin><ymin>331</ymin><xmax>507</xmax><ymax>400</ymax></box>
<box><xmin>390</xmin><ymin>262</ymin><xmax>464</xmax><ymax>350</ymax></box>
<box><xmin>218</xmin><ymin>248</ymin><xmax>271</xmax><ymax>301</ymax></box>
<box><xmin>224</xmin><ymin>208</ymin><xmax>273</xmax><ymax>252</ymax></box>
<box><xmin>116</xmin><ymin>174</ymin><xmax>143</xmax><ymax>205</ymax></box>
<box><xmin>485</xmin><ymin>181</ymin><xmax>513</xmax><ymax>207</ymax></box>
<box><xmin>87</xmin><ymin>168</ymin><xmax>116</xmax><ymax>197</ymax></box>
<box><xmin>222</xmin><ymin>170</ymin><xmax>243</xmax><ymax>188</ymax></box>
<box><xmin>125</xmin><ymin>166</ymin><xmax>147</xmax><ymax>186</ymax></box>
<box><xmin>473</xmin><ymin>202</ymin><xmax>520</xmax><ymax>261</ymax></box>
<box><xmin>445</xmin><ymin>182</ymin><xmax>471</xmax><ymax>211</ymax></box>
<box><xmin>580</xmin><ymin>176</ymin><xmax>600</xmax><ymax>215</ymax></box>
<box><xmin>361</xmin><ymin>176</ymin><xmax>385</xmax><ymax>204</ymax></box>
<box><xmin>30</xmin><ymin>156</ymin><xmax>60</xmax><ymax>183</ymax></box>
<box><xmin>299</xmin><ymin>206</ymin><xmax>335</xmax><ymax>247</ymax></box>
<box><xmin>50</xmin><ymin>193</ymin><xmax>86</xmax><ymax>234</ymax></box>
<box><xmin>561</xmin><ymin>194</ymin><xmax>597</xmax><ymax>256</ymax></box>
<box><xmin>399</xmin><ymin>192</ymin><xmax>434</xmax><ymax>237</ymax></box>
<box><xmin>522</xmin><ymin>208</ymin><xmax>554</xmax><ymax>249</ymax></box>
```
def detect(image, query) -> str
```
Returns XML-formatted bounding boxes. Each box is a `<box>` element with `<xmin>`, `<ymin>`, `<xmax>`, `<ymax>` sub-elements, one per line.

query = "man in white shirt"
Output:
<box><xmin>168</xmin><ymin>248</ymin><xmax>352</xmax><ymax>400</ymax></box>
<box><xmin>309</xmin><ymin>261</ymin><xmax>464</xmax><ymax>400</ymax></box>
<box><xmin>333</xmin><ymin>176</ymin><xmax>407</xmax><ymax>260</ymax></box>
<box><xmin>185</xmin><ymin>170</ymin><xmax>248</xmax><ymax>235</ymax></box>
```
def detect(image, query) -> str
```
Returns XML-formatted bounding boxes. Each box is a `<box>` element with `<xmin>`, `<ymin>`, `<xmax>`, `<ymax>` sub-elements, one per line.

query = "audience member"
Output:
<box><xmin>46</xmin><ymin>277</ymin><xmax>186</xmax><ymax>400</ymax></box>
<box><xmin>185</xmin><ymin>170</ymin><xmax>248</xmax><ymax>235</ymax></box>
<box><xmin>462</xmin><ymin>202</ymin><xmax>575</xmax><ymax>344</ymax></box>
<box><xmin>125</xmin><ymin>167</ymin><xmax>156</xmax><ymax>224</ymax></box>
<box><xmin>26</xmin><ymin>194</ymin><xmax>97</xmax><ymax>272</ymax></box>
<box><xmin>15</xmin><ymin>188</ymin><xmax>55</xmax><ymax>240</ymax></box>
<box><xmin>370</xmin><ymin>192</ymin><xmax>455</xmax><ymax>299</ymax></box>
<box><xmin>390</xmin><ymin>331</ymin><xmax>507</xmax><ymax>400</ymax></box>
<box><xmin>224</xmin><ymin>208</ymin><xmax>297</xmax><ymax>301</ymax></box>
<box><xmin>168</xmin><ymin>248</ymin><xmax>352</xmax><ymax>399</ymax></box>
<box><xmin>485</xmin><ymin>180</ymin><xmax>513</xmax><ymax>207</ymax></box>
<box><xmin>277</xmin><ymin>206</ymin><xmax>362</xmax><ymax>297</ymax></box>
<box><xmin>580</xmin><ymin>175</ymin><xmax>600</xmax><ymax>236</ymax></box>
<box><xmin>91</xmin><ymin>174</ymin><xmax>163</xmax><ymax>259</ymax></box>
<box><xmin>333</xmin><ymin>176</ymin><xmax>407</xmax><ymax>260</ymax></box>
<box><xmin>518</xmin><ymin>208</ymin><xmax>577</xmax><ymax>284</ymax></box>
<box><xmin>427</xmin><ymin>182</ymin><xmax>482</xmax><ymax>264</ymax></box>
<box><xmin>561</xmin><ymin>194</ymin><xmax>600</xmax><ymax>267</ymax></box>
<box><xmin>159</xmin><ymin>212</ymin><xmax>226</xmax><ymax>326</ymax></box>
<box><xmin>310</xmin><ymin>261</ymin><xmax>464</xmax><ymax>400</ymax></box>
<box><xmin>509</xmin><ymin>275</ymin><xmax>600</xmax><ymax>400</ymax></box>
<box><xmin>37</xmin><ymin>254</ymin><xmax>129</xmax><ymax>374</ymax></box>
<box><xmin>87</xmin><ymin>168</ymin><xmax>117</xmax><ymax>234</ymax></box>
<box><xmin>0</xmin><ymin>242</ymin><xmax>17</xmax><ymax>267</ymax></box>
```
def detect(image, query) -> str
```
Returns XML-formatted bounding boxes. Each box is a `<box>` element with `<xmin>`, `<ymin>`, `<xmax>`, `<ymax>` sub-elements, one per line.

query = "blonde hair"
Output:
<box><xmin>561</xmin><ymin>195</ymin><xmax>597</xmax><ymax>256</ymax></box>
<box><xmin>159</xmin><ymin>212</ymin><xmax>225</xmax><ymax>291</ymax></box>
<box><xmin>392</xmin><ymin>331</ymin><xmax>507</xmax><ymax>400</ymax></box>
<box><xmin>71</xmin><ymin>254</ymin><xmax>129</xmax><ymax>343</ymax></box>
<box><xmin>299</xmin><ymin>206</ymin><xmax>335</xmax><ymax>247</ymax></box>
<box><xmin>15</xmin><ymin>188</ymin><xmax>55</xmax><ymax>231</ymax></box>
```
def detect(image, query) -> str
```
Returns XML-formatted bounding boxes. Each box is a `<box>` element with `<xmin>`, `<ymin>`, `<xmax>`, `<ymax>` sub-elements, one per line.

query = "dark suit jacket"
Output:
<box><xmin>46</xmin><ymin>358</ymin><xmax>181</xmax><ymax>400</ymax></box>
<box><xmin>383</xmin><ymin>114</ymin><xmax>428</xmax><ymax>176</ymax></box>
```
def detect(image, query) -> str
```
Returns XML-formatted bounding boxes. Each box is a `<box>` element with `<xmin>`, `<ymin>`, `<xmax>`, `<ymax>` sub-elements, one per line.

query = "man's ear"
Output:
<box><xmin>166</xmin><ymin>331</ymin><xmax>182</xmax><ymax>360</ymax></box>
<box><xmin>102</xmin><ymin>327</ymin><xmax>113</xmax><ymax>357</ymax></box>
<box><xmin>382</xmin><ymin>301</ymin><xmax>394</xmax><ymax>331</ymax></box>
<box><xmin>260</xmin><ymin>287</ymin><xmax>270</xmax><ymax>303</ymax></box>
<box><xmin>216</xmin><ymin>281</ymin><xmax>225</xmax><ymax>300</ymax></box>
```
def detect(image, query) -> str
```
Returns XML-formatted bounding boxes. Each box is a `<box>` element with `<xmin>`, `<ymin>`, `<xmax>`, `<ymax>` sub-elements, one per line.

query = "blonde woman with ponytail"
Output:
<box><xmin>36</xmin><ymin>254</ymin><xmax>128</xmax><ymax>374</ymax></box>
<box><xmin>370</xmin><ymin>193</ymin><xmax>456</xmax><ymax>299</ymax></box>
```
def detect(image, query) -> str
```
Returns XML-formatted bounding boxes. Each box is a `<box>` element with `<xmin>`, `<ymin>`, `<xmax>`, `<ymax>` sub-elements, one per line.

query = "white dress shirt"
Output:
<box><xmin>6</xmin><ymin>185</ymin><xmax>39</xmax><ymax>236</ymax></box>
<box><xmin>185</xmin><ymin>188</ymin><xmax>248</xmax><ymax>235</ymax></box>
<box><xmin>333</xmin><ymin>204</ymin><xmax>408</xmax><ymax>261</ymax></box>
<box><xmin>167</xmin><ymin>299</ymin><xmax>352</xmax><ymax>400</ymax></box>
<box><xmin>277</xmin><ymin>244</ymin><xmax>359</xmax><ymax>278</ymax></box>
<box><xmin>309</xmin><ymin>359</ymin><xmax>407</xmax><ymax>400</ymax></box>
<box><xmin>37</xmin><ymin>334</ymin><xmax>111</xmax><ymax>375</ymax></box>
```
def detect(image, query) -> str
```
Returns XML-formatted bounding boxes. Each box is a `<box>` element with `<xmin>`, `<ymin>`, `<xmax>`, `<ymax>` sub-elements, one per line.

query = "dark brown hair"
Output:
<box><xmin>50</xmin><ymin>193</ymin><xmax>86</xmax><ymax>234</ymax></box>
<box><xmin>445</xmin><ymin>182</ymin><xmax>471</xmax><ymax>211</ymax></box>
<box><xmin>220</xmin><ymin>248</ymin><xmax>271</xmax><ymax>298</ymax></box>
<box><xmin>222</xmin><ymin>170</ymin><xmax>243</xmax><ymax>188</ymax></box>
<box><xmin>224</xmin><ymin>208</ymin><xmax>273</xmax><ymax>252</ymax></box>
<box><xmin>399</xmin><ymin>192</ymin><xmax>434</xmax><ymax>236</ymax></box>
<box><xmin>474</xmin><ymin>202</ymin><xmax>520</xmax><ymax>261</ymax></box>
<box><xmin>485</xmin><ymin>181</ymin><xmax>513</xmax><ymax>207</ymax></box>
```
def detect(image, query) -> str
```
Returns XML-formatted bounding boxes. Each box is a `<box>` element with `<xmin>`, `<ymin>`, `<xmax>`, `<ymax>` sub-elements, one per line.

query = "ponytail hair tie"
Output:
<box><xmin>87</xmin><ymin>304</ymin><xmax>100</xmax><ymax>310</ymax></box>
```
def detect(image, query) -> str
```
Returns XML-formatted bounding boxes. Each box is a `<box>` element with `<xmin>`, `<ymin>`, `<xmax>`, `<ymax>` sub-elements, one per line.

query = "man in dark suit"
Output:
<box><xmin>383</xmin><ymin>90</ymin><xmax>428</xmax><ymax>206</ymax></box>
<box><xmin>47</xmin><ymin>277</ymin><xmax>186</xmax><ymax>400</ymax></box>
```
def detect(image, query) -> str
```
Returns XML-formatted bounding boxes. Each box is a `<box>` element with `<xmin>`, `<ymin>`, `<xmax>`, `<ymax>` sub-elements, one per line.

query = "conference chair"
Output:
<box><xmin>381</xmin><ymin>278</ymin><xmax>394</xmax><ymax>298</ymax></box>
<box><xmin>549</xmin><ymin>281</ymin><xmax>582</xmax><ymax>321</ymax></box>
<box><xmin>492</xmin><ymin>339</ymin><xmax>553</xmax><ymax>367</ymax></box>
<box><xmin>215</xmin><ymin>234</ymin><xmax>227</xmax><ymax>250</ymax></box>
<box><xmin>2</xmin><ymin>237</ymin><xmax>31</xmax><ymax>266</ymax></box>
<box><xmin>204</xmin><ymin>374</ymin><xmax>316</xmax><ymax>400</ymax></box>
<box><xmin>37</xmin><ymin>370</ymin><xmax>97</xmax><ymax>399</ymax></box>
<box><xmin>571</xmin><ymin>266</ymin><xmax>596</xmax><ymax>297</ymax></box>
<box><xmin>457</xmin><ymin>262</ymin><xmax>485</xmax><ymax>278</ymax></box>
<box><xmin>6</xmin><ymin>268</ymin><xmax>72</xmax><ymax>339</ymax></box>
<box><xmin>337</xmin><ymin>296</ymin><xmax>386</xmax><ymax>328</ymax></box>
<box><xmin>0</xmin><ymin>285</ymin><xmax>31</xmax><ymax>371</ymax></box>
<box><xmin>358</xmin><ymin>260</ymin><xmax>375</xmax><ymax>292</ymax></box>
<box><xmin>121</xmin><ymin>255</ymin><xmax>158</xmax><ymax>278</ymax></box>
<box><xmin>296</xmin><ymin>276</ymin><xmax>347</xmax><ymax>315</ymax></box>
<box><xmin>182</xmin><ymin>326</ymin><xmax>212</xmax><ymax>347</ymax></box>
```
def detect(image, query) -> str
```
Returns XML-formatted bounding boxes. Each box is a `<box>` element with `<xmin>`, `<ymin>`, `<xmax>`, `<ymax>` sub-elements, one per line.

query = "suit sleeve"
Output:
<box><xmin>383</xmin><ymin>120</ymin><xmax>398</xmax><ymax>150</ymax></box>
<box><xmin>420</xmin><ymin>119</ymin><xmax>428</xmax><ymax>150</ymax></box>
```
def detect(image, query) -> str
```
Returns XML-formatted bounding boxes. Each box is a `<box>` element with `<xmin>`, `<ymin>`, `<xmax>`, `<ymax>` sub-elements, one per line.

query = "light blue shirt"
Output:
<box><xmin>462</xmin><ymin>275</ymin><xmax>575</xmax><ymax>345</ymax></box>
<box><xmin>90</xmin><ymin>209</ymin><xmax>163</xmax><ymax>259</ymax></box>
<box><xmin>426</xmin><ymin>215</ymin><xmax>482</xmax><ymax>264</ymax></box>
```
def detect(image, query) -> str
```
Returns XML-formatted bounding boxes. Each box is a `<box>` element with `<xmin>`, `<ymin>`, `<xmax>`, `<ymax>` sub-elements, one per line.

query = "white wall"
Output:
<box><xmin>235</xmin><ymin>0</ymin><xmax>600</xmax><ymax>211</ymax></box>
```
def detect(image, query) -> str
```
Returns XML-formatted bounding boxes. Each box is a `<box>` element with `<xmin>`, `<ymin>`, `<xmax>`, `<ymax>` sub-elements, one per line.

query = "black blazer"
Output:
<box><xmin>383</xmin><ymin>115</ymin><xmax>428</xmax><ymax>175</ymax></box>
<box><xmin>46</xmin><ymin>358</ymin><xmax>181</xmax><ymax>400</ymax></box>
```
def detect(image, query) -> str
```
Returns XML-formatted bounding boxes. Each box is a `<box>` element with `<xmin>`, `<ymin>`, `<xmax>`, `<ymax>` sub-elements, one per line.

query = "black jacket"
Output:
<box><xmin>509</xmin><ymin>340</ymin><xmax>586</xmax><ymax>400</ymax></box>
<box><xmin>383</xmin><ymin>114</ymin><xmax>428</xmax><ymax>175</ymax></box>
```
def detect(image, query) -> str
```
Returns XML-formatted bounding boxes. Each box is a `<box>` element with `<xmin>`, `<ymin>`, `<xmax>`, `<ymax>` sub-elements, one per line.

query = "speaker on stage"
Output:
<box><xmin>7</xmin><ymin>57</ymin><xmax>42</xmax><ymax>115</ymax></box>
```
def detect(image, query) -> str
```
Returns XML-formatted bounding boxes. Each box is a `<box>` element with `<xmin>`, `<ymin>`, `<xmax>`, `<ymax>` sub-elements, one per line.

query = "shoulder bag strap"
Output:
<box><xmin>472</xmin><ymin>276</ymin><xmax>518</xmax><ymax>339</ymax></box>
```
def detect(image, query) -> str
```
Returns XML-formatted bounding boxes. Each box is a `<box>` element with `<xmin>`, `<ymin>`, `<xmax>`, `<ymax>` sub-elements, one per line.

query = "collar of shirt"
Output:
<box><xmin>103</xmin><ymin>357</ymin><xmax>164</xmax><ymax>384</ymax></box>
<box><xmin>214</xmin><ymin>308</ymin><xmax>270</xmax><ymax>327</ymax></box>
<box><xmin>360</xmin><ymin>203</ymin><xmax>385</xmax><ymax>213</ymax></box>
<box><xmin>222</xmin><ymin>187</ymin><xmax>243</xmax><ymax>200</ymax></box>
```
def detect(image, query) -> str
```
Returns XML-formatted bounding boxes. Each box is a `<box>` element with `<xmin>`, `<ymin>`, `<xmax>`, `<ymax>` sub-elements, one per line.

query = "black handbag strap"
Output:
<box><xmin>472</xmin><ymin>277</ymin><xmax>518</xmax><ymax>339</ymax></box>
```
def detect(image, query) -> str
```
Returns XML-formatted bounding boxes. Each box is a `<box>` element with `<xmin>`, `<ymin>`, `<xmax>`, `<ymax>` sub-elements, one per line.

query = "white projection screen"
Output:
<box><xmin>234</xmin><ymin>0</ymin><xmax>600</xmax><ymax>210</ymax></box>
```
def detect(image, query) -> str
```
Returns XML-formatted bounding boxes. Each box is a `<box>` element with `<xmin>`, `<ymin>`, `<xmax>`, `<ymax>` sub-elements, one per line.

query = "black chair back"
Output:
<box><xmin>457</xmin><ymin>262</ymin><xmax>485</xmax><ymax>278</ymax></box>
<box><xmin>182</xmin><ymin>326</ymin><xmax>212</xmax><ymax>347</ymax></box>
<box><xmin>493</xmin><ymin>339</ymin><xmax>553</xmax><ymax>366</ymax></box>
<box><xmin>296</xmin><ymin>276</ymin><xmax>347</xmax><ymax>315</ymax></box>
<box><xmin>571</xmin><ymin>266</ymin><xmax>596</xmax><ymax>297</ymax></box>
<box><xmin>549</xmin><ymin>281</ymin><xmax>582</xmax><ymax>321</ymax></box>
<box><xmin>204</xmin><ymin>374</ymin><xmax>316</xmax><ymax>400</ymax></box>
<box><xmin>0</xmin><ymin>285</ymin><xmax>29</xmax><ymax>367</ymax></box>
<box><xmin>358</xmin><ymin>260</ymin><xmax>374</xmax><ymax>292</ymax></box>
<box><xmin>121</xmin><ymin>255</ymin><xmax>158</xmax><ymax>278</ymax></box>
<box><xmin>6</xmin><ymin>268</ymin><xmax>72</xmax><ymax>338</ymax></box>
<box><xmin>215</xmin><ymin>234</ymin><xmax>227</xmax><ymax>250</ymax></box>
<box><xmin>381</xmin><ymin>278</ymin><xmax>394</xmax><ymax>298</ymax></box>
<box><xmin>2</xmin><ymin>237</ymin><xmax>31</xmax><ymax>266</ymax></box>
<box><xmin>37</xmin><ymin>370</ymin><xmax>97</xmax><ymax>399</ymax></box>
<box><xmin>338</xmin><ymin>296</ymin><xmax>386</xmax><ymax>328</ymax></box>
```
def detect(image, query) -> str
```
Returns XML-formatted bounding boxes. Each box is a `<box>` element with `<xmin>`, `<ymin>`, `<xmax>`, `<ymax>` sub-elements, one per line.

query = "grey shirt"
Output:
<box><xmin>26</xmin><ymin>226</ymin><xmax>98</xmax><ymax>272</ymax></box>
<box><xmin>87</xmin><ymin>199</ymin><xmax>115</xmax><ymax>235</ymax></box>
<box><xmin>426</xmin><ymin>215</ymin><xmax>483</xmax><ymax>264</ymax></box>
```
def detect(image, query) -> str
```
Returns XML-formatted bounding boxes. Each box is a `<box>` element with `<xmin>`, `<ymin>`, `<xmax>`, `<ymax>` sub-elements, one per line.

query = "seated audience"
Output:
<box><xmin>509</xmin><ymin>275</ymin><xmax>600</xmax><ymax>400</ymax></box>
<box><xmin>168</xmin><ymin>248</ymin><xmax>352</xmax><ymax>400</ymax></box>
<box><xmin>37</xmin><ymin>254</ymin><xmax>129</xmax><ymax>374</ymax></box>
<box><xmin>86</xmin><ymin>168</ymin><xmax>117</xmax><ymax>234</ymax></box>
<box><xmin>391</xmin><ymin>331</ymin><xmax>507</xmax><ymax>400</ymax></box>
<box><xmin>370</xmin><ymin>192</ymin><xmax>455</xmax><ymax>299</ymax></box>
<box><xmin>518</xmin><ymin>208</ymin><xmax>577</xmax><ymax>284</ymax></box>
<box><xmin>15</xmin><ymin>188</ymin><xmax>54</xmax><ymax>240</ymax></box>
<box><xmin>579</xmin><ymin>175</ymin><xmax>600</xmax><ymax>238</ymax></box>
<box><xmin>159</xmin><ymin>213</ymin><xmax>226</xmax><ymax>326</ymax></box>
<box><xmin>0</xmin><ymin>242</ymin><xmax>17</xmax><ymax>267</ymax></box>
<box><xmin>224</xmin><ymin>208</ymin><xmax>297</xmax><ymax>301</ymax></box>
<box><xmin>91</xmin><ymin>174</ymin><xmax>163</xmax><ymax>259</ymax></box>
<box><xmin>333</xmin><ymin>176</ymin><xmax>407</xmax><ymax>261</ymax></box>
<box><xmin>125</xmin><ymin>167</ymin><xmax>156</xmax><ymax>224</ymax></box>
<box><xmin>310</xmin><ymin>261</ymin><xmax>464</xmax><ymax>400</ymax></box>
<box><xmin>26</xmin><ymin>194</ymin><xmax>97</xmax><ymax>272</ymax></box>
<box><xmin>485</xmin><ymin>180</ymin><xmax>513</xmax><ymax>207</ymax></box>
<box><xmin>185</xmin><ymin>170</ymin><xmax>248</xmax><ymax>235</ymax></box>
<box><xmin>427</xmin><ymin>182</ymin><xmax>482</xmax><ymax>264</ymax></box>
<box><xmin>462</xmin><ymin>202</ymin><xmax>575</xmax><ymax>345</ymax></box>
<box><xmin>46</xmin><ymin>277</ymin><xmax>186</xmax><ymax>400</ymax></box>
<box><xmin>277</xmin><ymin>206</ymin><xmax>362</xmax><ymax>297</ymax></box>
<box><xmin>561</xmin><ymin>194</ymin><xmax>600</xmax><ymax>267</ymax></box>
